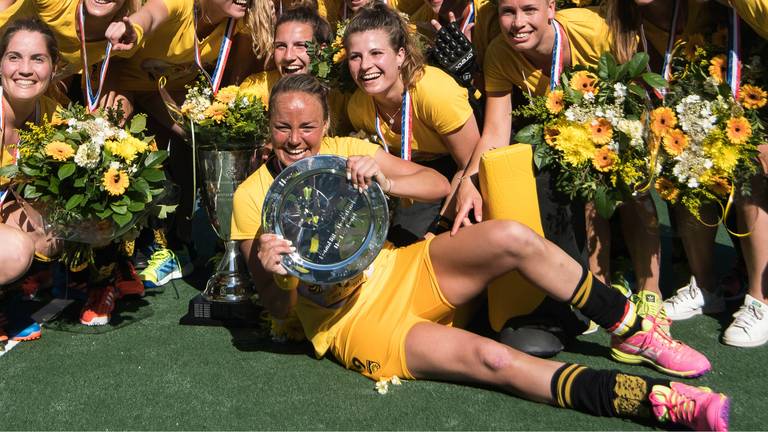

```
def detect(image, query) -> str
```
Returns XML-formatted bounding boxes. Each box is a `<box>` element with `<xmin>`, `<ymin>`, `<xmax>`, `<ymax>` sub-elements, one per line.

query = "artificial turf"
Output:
<box><xmin>1</xmin><ymin>206</ymin><xmax>766</xmax><ymax>430</ymax></box>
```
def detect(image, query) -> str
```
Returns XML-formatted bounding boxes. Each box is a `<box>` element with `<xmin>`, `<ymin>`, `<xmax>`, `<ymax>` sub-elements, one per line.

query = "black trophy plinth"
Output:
<box><xmin>179</xmin><ymin>294</ymin><xmax>262</xmax><ymax>327</ymax></box>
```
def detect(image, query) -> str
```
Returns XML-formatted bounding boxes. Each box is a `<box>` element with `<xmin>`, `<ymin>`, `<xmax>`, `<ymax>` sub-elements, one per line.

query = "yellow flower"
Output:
<box><xmin>333</xmin><ymin>47</ymin><xmax>346</xmax><ymax>64</ymax></box>
<box><xmin>331</xmin><ymin>34</ymin><xmax>343</xmax><ymax>49</ymax></box>
<box><xmin>655</xmin><ymin>177</ymin><xmax>680</xmax><ymax>202</ymax></box>
<box><xmin>662</xmin><ymin>129</ymin><xmax>689</xmax><ymax>156</ymax></box>
<box><xmin>706</xmin><ymin>176</ymin><xmax>731</xmax><ymax>197</ymax></box>
<box><xmin>709</xmin><ymin>55</ymin><xmax>727</xmax><ymax>84</ymax></box>
<box><xmin>740</xmin><ymin>84</ymin><xmax>767</xmax><ymax>110</ymax></box>
<box><xmin>105</xmin><ymin>136</ymin><xmax>144</xmax><ymax>163</ymax></box>
<box><xmin>650</xmin><ymin>107</ymin><xmax>677</xmax><ymax>137</ymax></box>
<box><xmin>49</xmin><ymin>110</ymin><xmax>67</xmax><ymax>126</ymax></box>
<box><xmin>45</xmin><ymin>140</ymin><xmax>74</xmax><ymax>161</ymax></box>
<box><xmin>726</xmin><ymin>117</ymin><xmax>752</xmax><ymax>144</ymax></box>
<box><xmin>102</xmin><ymin>167</ymin><xmax>129</xmax><ymax>196</ymax></box>
<box><xmin>203</xmin><ymin>102</ymin><xmax>228</xmax><ymax>122</ymax></box>
<box><xmin>571</xmin><ymin>0</ymin><xmax>591</xmax><ymax>5</ymax></box>
<box><xmin>543</xmin><ymin>125</ymin><xmax>560</xmax><ymax>145</ymax></box>
<box><xmin>569</xmin><ymin>71</ymin><xmax>598</xmax><ymax>94</ymax></box>
<box><xmin>589</xmin><ymin>118</ymin><xmax>613</xmax><ymax>145</ymax></box>
<box><xmin>552</xmin><ymin>123</ymin><xmax>595</xmax><ymax>166</ymax></box>
<box><xmin>214</xmin><ymin>85</ymin><xmax>240</xmax><ymax>104</ymax></box>
<box><xmin>592</xmin><ymin>146</ymin><xmax>617</xmax><ymax>172</ymax></box>
<box><xmin>705</xmin><ymin>136</ymin><xmax>740</xmax><ymax>173</ymax></box>
<box><xmin>546</xmin><ymin>90</ymin><xmax>564</xmax><ymax>114</ymax></box>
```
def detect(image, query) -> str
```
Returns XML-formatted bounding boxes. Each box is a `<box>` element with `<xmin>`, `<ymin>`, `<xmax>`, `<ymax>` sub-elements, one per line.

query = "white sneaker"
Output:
<box><xmin>663</xmin><ymin>276</ymin><xmax>725</xmax><ymax>321</ymax></box>
<box><xmin>722</xmin><ymin>294</ymin><xmax>768</xmax><ymax>347</ymax></box>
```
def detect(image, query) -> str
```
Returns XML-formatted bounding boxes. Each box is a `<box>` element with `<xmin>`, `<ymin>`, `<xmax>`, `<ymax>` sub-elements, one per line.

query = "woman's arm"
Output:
<box><xmin>241</xmin><ymin>236</ymin><xmax>297</xmax><ymax>319</ymax></box>
<box><xmin>0</xmin><ymin>0</ymin><xmax>15</xmax><ymax>12</ymax></box>
<box><xmin>105</xmin><ymin>0</ymin><xmax>170</xmax><ymax>51</ymax></box>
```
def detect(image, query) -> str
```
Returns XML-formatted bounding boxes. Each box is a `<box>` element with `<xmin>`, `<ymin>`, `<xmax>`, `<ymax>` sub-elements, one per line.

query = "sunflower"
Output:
<box><xmin>214</xmin><ymin>86</ymin><xmax>240</xmax><ymax>104</ymax></box>
<box><xmin>726</xmin><ymin>117</ymin><xmax>752</xmax><ymax>144</ymax></box>
<box><xmin>203</xmin><ymin>102</ymin><xmax>228</xmax><ymax>122</ymax></box>
<box><xmin>543</xmin><ymin>125</ymin><xmax>561</xmax><ymax>145</ymax></box>
<box><xmin>552</xmin><ymin>123</ymin><xmax>595</xmax><ymax>166</ymax></box>
<box><xmin>592</xmin><ymin>147</ymin><xmax>617</xmax><ymax>172</ymax></box>
<box><xmin>546</xmin><ymin>90</ymin><xmax>564</xmax><ymax>114</ymax></box>
<box><xmin>333</xmin><ymin>47</ymin><xmax>346</xmax><ymax>64</ymax></box>
<box><xmin>102</xmin><ymin>167</ymin><xmax>130</xmax><ymax>196</ymax></box>
<box><xmin>708</xmin><ymin>55</ymin><xmax>727</xmax><ymax>84</ymax></box>
<box><xmin>569</xmin><ymin>71</ymin><xmax>598</xmax><ymax>94</ymax></box>
<box><xmin>650</xmin><ymin>107</ymin><xmax>677</xmax><ymax>137</ymax></box>
<box><xmin>662</xmin><ymin>129</ymin><xmax>689</xmax><ymax>156</ymax></box>
<box><xmin>655</xmin><ymin>178</ymin><xmax>680</xmax><ymax>202</ymax></box>
<box><xmin>45</xmin><ymin>140</ymin><xmax>75</xmax><ymax>161</ymax></box>
<box><xmin>740</xmin><ymin>84</ymin><xmax>767</xmax><ymax>110</ymax></box>
<box><xmin>589</xmin><ymin>118</ymin><xmax>613</xmax><ymax>145</ymax></box>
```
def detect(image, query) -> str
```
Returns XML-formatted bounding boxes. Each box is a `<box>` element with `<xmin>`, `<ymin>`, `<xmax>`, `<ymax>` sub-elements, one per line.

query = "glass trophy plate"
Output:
<box><xmin>262</xmin><ymin>155</ymin><xmax>389</xmax><ymax>285</ymax></box>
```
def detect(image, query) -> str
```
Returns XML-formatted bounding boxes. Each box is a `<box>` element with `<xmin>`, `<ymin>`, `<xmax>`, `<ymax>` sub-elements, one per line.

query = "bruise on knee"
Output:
<box><xmin>476</xmin><ymin>341</ymin><xmax>517</xmax><ymax>373</ymax></box>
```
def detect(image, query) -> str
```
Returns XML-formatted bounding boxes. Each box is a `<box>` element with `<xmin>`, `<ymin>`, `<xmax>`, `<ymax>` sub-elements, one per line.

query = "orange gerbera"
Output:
<box><xmin>740</xmin><ymin>84</ymin><xmax>768</xmax><ymax>110</ymax></box>
<box><xmin>709</xmin><ymin>55</ymin><xmax>727</xmax><ymax>84</ymax></box>
<box><xmin>662</xmin><ymin>129</ymin><xmax>689</xmax><ymax>156</ymax></box>
<box><xmin>655</xmin><ymin>177</ymin><xmax>680</xmax><ymax>202</ymax></box>
<box><xmin>726</xmin><ymin>117</ymin><xmax>752</xmax><ymax>144</ymax></box>
<box><xmin>45</xmin><ymin>140</ymin><xmax>74</xmax><ymax>161</ymax></box>
<box><xmin>589</xmin><ymin>118</ymin><xmax>613</xmax><ymax>145</ymax></box>
<box><xmin>650</xmin><ymin>107</ymin><xmax>677</xmax><ymax>137</ymax></box>
<box><xmin>546</xmin><ymin>90</ymin><xmax>564</xmax><ymax>114</ymax></box>
<box><xmin>707</xmin><ymin>176</ymin><xmax>731</xmax><ymax>197</ymax></box>
<box><xmin>592</xmin><ymin>147</ymin><xmax>617</xmax><ymax>172</ymax></box>
<box><xmin>203</xmin><ymin>102</ymin><xmax>228</xmax><ymax>122</ymax></box>
<box><xmin>103</xmin><ymin>167</ymin><xmax>129</xmax><ymax>196</ymax></box>
<box><xmin>569</xmin><ymin>71</ymin><xmax>598</xmax><ymax>94</ymax></box>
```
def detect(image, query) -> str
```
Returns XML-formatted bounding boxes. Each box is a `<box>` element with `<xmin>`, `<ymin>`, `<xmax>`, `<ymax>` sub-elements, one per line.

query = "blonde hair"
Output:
<box><xmin>246</xmin><ymin>0</ymin><xmax>276</xmax><ymax>60</ymax></box>
<box><xmin>603</xmin><ymin>0</ymin><xmax>640</xmax><ymax>63</ymax></box>
<box><xmin>343</xmin><ymin>2</ymin><xmax>425</xmax><ymax>89</ymax></box>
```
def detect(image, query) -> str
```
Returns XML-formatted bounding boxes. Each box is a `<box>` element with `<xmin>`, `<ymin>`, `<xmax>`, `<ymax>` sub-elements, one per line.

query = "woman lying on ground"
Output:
<box><xmin>231</xmin><ymin>74</ymin><xmax>729</xmax><ymax>432</ymax></box>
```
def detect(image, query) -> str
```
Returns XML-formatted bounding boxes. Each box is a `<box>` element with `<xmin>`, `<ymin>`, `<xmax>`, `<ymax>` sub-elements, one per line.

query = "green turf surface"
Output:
<box><xmin>1</xmin><ymin>205</ymin><xmax>766</xmax><ymax>430</ymax></box>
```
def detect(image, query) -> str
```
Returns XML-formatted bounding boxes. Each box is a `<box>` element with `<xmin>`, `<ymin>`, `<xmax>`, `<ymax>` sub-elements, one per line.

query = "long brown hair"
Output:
<box><xmin>0</xmin><ymin>18</ymin><xmax>60</xmax><ymax>65</ymax></box>
<box><xmin>603</xmin><ymin>0</ymin><xmax>641</xmax><ymax>63</ymax></box>
<box><xmin>342</xmin><ymin>2</ymin><xmax>424</xmax><ymax>89</ymax></box>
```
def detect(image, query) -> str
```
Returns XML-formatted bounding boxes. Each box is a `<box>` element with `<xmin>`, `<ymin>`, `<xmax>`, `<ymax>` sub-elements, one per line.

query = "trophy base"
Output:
<box><xmin>179</xmin><ymin>293</ymin><xmax>262</xmax><ymax>327</ymax></box>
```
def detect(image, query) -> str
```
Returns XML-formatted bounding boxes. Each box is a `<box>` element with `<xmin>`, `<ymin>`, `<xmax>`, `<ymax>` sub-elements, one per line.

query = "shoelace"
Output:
<box><xmin>670</xmin><ymin>283</ymin><xmax>699</xmax><ymax>305</ymax></box>
<box><xmin>641</xmin><ymin>316</ymin><xmax>682</xmax><ymax>351</ymax></box>
<box><xmin>661</xmin><ymin>387</ymin><xmax>700</xmax><ymax>424</ymax></box>
<box><xmin>148</xmin><ymin>249</ymin><xmax>174</xmax><ymax>267</ymax></box>
<box><xmin>732</xmin><ymin>303</ymin><xmax>763</xmax><ymax>328</ymax></box>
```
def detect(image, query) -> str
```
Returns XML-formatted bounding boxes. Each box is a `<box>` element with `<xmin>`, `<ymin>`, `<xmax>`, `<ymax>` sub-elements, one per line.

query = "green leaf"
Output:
<box><xmin>23</xmin><ymin>185</ymin><xmax>41</xmax><ymax>199</ymax></box>
<box><xmin>20</xmin><ymin>166</ymin><xmax>40</xmax><ymax>176</ymax></box>
<box><xmin>112</xmin><ymin>211</ymin><xmax>133</xmax><ymax>227</ymax></box>
<box><xmin>74</xmin><ymin>176</ymin><xmax>86</xmax><ymax>187</ymax></box>
<box><xmin>598</xmin><ymin>52</ymin><xmax>617</xmax><ymax>81</ymax></box>
<box><xmin>141</xmin><ymin>168</ymin><xmax>165</xmax><ymax>183</ymax></box>
<box><xmin>129</xmin><ymin>114</ymin><xmax>147</xmax><ymax>134</ymax></box>
<box><xmin>64</xmin><ymin>194</ymin><xmax>84</xmax><ymax>210</ymax></box>
<box><xmin>133</xmin><ymin>177</ymin><xmax>150</xmax><ymax>199</ymax></box>
<box><xmin>48</xmin><ymin>176</ymin><xmax>59</xmax><ymax>194</ymax></box>
<box><xmin>595</xmin><ymin>187</ymin><xmax>618</xmax><ymax>219</ymax></box>
<box><xmin>317</xmin><ymin>62</ymin><xmax>330</xmax><ymax>78</ymax></box>
<box><xmin>154</xmin><ymin>203</ymin><xmax>178</xmax><ymax>220</ymax></box>
<box><xmin>626</xmin><ymin>52</ymin><xmax>650</xmax><ymax>78</ymax></box>
<box><xmin>143</xmin><ymin>150</ymin><xmax>168</xmax><ymax>168</ymax></box>
<box><xmin>513</xmin><ymin>124</ymin><xmax>544</xmax><ymax>147</ymax></box>
<box><xmin>641</xmin><ymin>72</ymin><xmax>668</xmax><ymax>90</ymax></box>
<box><xmin>57</xmin><ymin>163</ymin><xmax>76</xmax><ymax>180</ymax></box>
<box><xmin>128</xmin><ymin>201</ymin><xmax>146</xmax><ymax>212</ymax></box>
<box><xmin>110</xmin><ymin>204</ymin><xmax>128</xmax><ymax>214</ymax></box>
<box><xmin>0</xmin><ymin>165</ymin><xmax>18</xmax><ymax>178</ymax></box>
<box><xmin>95</xmin><ymin>208</ymin><xmax>113</xmax><ymax>219</ymax></box>
<box><xmin>628</xmin><ymin>82</ymin><xmax>646</xmax><ymax>99</ymax></box>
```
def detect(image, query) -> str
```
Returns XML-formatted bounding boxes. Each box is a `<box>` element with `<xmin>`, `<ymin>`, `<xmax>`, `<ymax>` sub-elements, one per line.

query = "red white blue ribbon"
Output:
<box><xmin>374</xmin><ymin>90</ymin><xmax>413</xmax><ymax>160</ymax></box>
<box><xmin>727</xmin><ymin>9</ymin><xmax>741</xmax><ymax>98</ymax></box>
<box><xmin>459</xmin><ymin>1</ymin><xmax>475</xmax><ymax>34</ymax></box>
<box><xmin>549</xmin><ymin>19</ymin><xmax>566</xmax><ymax>90</ymax></box>
<box><xmin>77</xmin><ymin>0</ymin><xmax>113</xmax><ymax>112</ymax></box>
<box><xmin>193</xmin><ymin>6</ymin><xmax>235</xmax><ymax>96</ymax></box>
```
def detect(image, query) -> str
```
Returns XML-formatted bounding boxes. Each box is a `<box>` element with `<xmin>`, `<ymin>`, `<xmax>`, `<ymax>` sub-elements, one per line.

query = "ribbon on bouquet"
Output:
<box><xmin>77</xmin><ymin>0</ymin><xmax>113</xmax><ymax>112</ymax></box>
<box><xmin>374</xmin><ymin>89</ymin><xmax>414</xmax><ymax>160</ymax></box>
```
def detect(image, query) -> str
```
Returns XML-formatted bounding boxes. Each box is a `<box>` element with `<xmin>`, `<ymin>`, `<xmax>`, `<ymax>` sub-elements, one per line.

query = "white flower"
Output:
<box><xmin>613</xmin><ymin>83</ymin><xmax>627</xmax><ymax>98</ymax></box>
<box><xmin>687</xmin><ymin>178</ymin><xmax>700</xmax><ymax>188</ymax></box>
<box><xmin>390</xmin><ymin>376</ymin><xmax>402</xmax><ymax>386</ymax></box>
<box><xmin>73</xmin><ymin>142</ymin><xmax>101</xmax><ymax>169</ymax></box>
<box><xmin>375</xmin><ymin>380</ymin><xmax>389</xmax><ymax>395</ymax></box>
<box><xmin>109</xmin><ymin>161</ymin><xmax>121</xmax><ymax>170</ymax></box>
<box><xmin>583</xmin><ymin>91</ymin><xmax>595</xmax><ymax>102</ymax></box>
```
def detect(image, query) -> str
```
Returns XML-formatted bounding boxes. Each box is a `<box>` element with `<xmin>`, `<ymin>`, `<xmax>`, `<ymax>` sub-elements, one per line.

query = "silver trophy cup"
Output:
<box><xmin>198</xmin><ymin>147</ymin><xmax>262</xmax><ymax>302</ymax></box>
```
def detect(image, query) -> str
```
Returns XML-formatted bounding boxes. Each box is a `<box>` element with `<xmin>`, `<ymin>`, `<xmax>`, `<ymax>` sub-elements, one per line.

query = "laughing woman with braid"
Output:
<box><xmin>344</xmin><ymin>3</ymin><xmax>481</xmax><ymax>245</ymax></box>
<box><xmin>232</xmin><ymin>74</ymin><xmax>728</xmax><ymax>432</ymax></box>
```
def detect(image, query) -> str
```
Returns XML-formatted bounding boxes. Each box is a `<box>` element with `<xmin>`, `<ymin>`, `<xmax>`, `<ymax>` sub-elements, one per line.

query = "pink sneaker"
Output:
<box><xmin>610</xmin><ymin>315</ymin><xmax>711</xmax><ymax>377</ymax></box>
<box><xmin>650</xmin><ymin>382</ymin><xmax>729</xmax><ymax>432</ymax></box>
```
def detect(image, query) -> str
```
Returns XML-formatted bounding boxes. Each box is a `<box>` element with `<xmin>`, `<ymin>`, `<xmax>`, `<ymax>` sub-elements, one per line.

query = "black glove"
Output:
<box><xmin>429</xmin><ymin>21</ymin><xmax>476</xmax><ymax>88</ymax></box>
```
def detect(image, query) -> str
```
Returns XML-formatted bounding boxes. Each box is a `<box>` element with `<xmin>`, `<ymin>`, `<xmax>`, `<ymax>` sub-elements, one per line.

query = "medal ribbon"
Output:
<box><xmin>193</xmin><ymin>6</ymin><xmax>235</xmax><ymax>95</ymax></box>
<box><xmin>374</xmin><ymin>90</ymin><xmax>413</xmax><ymax>160</ymax></box>
<box><xmin>77</xmin><ymin>0</ymin><xmax>113</xmax><ymax>112</ymax></box>
<box><xmin>459</xmin><ymin>1</ymin><xmax>475</xmax><ymax>34</ymax></box>
<box><xmin>549</xmin><ymin>19</ymin><xmax>566</xmax><ymax>90</ymax></box>
<box><xmin>727</xmin><ymin>9</ymin><xmax>741</xmax><ymax>98</ymax></box>
<box><xmin>639</xmin><ymin>0</ymin><xmax>679</xmax><ymax>99</ymax></box>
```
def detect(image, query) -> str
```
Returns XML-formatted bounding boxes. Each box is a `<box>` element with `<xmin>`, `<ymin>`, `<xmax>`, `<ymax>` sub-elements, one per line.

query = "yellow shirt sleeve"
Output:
<box><xmin>0</xmin><ymin>0</ymin><xmax>35</xmax><ymax>29</ymax></box>
<box><xmin>238</xmin><ymin>70</ymin><xmax>281</xmax><ymax>107</ymax></box>
<box><xmin>730</xmin><ymin>0</ymin><xmax>768</xmax><ymax>39</ymax></box>
<box><xmin>472</xmin><ymin>0</ymin><xmax>500</xmax><ymax>69</ymax></box>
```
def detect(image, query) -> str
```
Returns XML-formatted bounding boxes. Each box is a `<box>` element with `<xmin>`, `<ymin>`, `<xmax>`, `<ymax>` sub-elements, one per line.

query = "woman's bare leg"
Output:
<box><xmin>674</xmin><ymin>205</ymin><xmax>718</xmax><ymax>293</ymax></box>
<box><xmin>620</xmin><ymin>195</ymin><xmax>662</xmax><ymax>295</ymax></box>
<box><xmin>585</xmin><ymin>202</ymin><xmax>612</xmax><ymax>285</ymax></box>
<box><xmin>0</xmin><ymin>223</ymin><xmax>34</xmax><ymax>285</ymax></box>
<box><xmin>737</xmin><ymin>173</ymin><xmax>768</xmax><ymax>303</ymax></box>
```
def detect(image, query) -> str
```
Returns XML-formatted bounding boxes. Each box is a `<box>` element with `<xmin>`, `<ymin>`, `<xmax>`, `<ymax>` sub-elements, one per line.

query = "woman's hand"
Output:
<box><xmin>257</xmin><ymin>233</ymin><xmax>294</xmax><ymax>275</ymax></box>
<box><xmin>347</xmin><ymin>155</ymin><xmax>392</xmax><ymax>193</ymax></box>
<box><xmin>105</xmin><ymin>16</ymin><xmax>138</xmax><ymax>51</ymax></box>
<box><xmin>452</xmin><ymin>176</ymin><xmax>483</xmax><ymax>235</ymax></box>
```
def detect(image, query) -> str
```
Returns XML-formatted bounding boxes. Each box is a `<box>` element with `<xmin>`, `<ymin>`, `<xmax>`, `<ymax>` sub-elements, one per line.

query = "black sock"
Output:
<box><xmin>569</xmin><ymin>268</ymin><xmax>642</xmax><ymax>336</ymax></box>
<box><xmin>550</xmin><ymin>363</ymin><xmax>669</xmax><ymax>418</ymax></box>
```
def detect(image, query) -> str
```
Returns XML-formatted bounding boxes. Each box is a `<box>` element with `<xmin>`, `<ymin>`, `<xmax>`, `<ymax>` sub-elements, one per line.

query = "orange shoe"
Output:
<box><xmin>0</xmin><ymin>327</ymin><xmax>7</xmax><ymax>343</ymax></box>
<box><xmin>115</xmin><ymin>260</ymin><xmax>144</xmax><ymax>298</ymax></box>
<box><xmin>80</xmin><ymin>284</ymin><xmax>117</xmax><ymax>326</ymax></box>
<box><xmin>20</xmin><ymin>262</ymin><xmax>53</xmax><ymax>299</ymax></box>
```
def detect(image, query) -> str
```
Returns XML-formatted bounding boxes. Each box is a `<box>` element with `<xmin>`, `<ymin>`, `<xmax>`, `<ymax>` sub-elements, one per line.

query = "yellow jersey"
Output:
<box><xmin>230</xmin><ymin>135</ymin><xmax>387</xmax><ymax>358</ymax></box>
<box><xmin>116</xmin><ymin>0</ymin><xmax>243</xmax><ymax>92</ymax></box>
<box><xmin>641</xmin><ymin>1</ymin><xmax>716</xmax><ymax>59</ymax></box>
<box><xmin>483</xmin><ymin>7</ymin><xmax>611</xmax><ymax>95</ymax></box>
<box><xmin>0</xmin><ymin>0</ymin><xmax>35</xmax><ymax>30</ymax></box>
<box><xmin>730</xmin><ymin>0</ymin><xmax>768</xmax><ymax>39</ymax></box>
<box><xmin>346</xmin><ymin>65</ymin><xmax>472</xmax><ymax>158</ymax></box>
<box><xmin>239</xmin><ymin>70</ymin><xmax>282</xmax><ymax>106</ymax></box>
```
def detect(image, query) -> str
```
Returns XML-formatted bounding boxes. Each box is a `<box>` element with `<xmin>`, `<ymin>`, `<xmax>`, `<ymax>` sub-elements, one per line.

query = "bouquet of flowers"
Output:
<box><xmin>0</xmin><ymin>105</ymin><xmax>169</xmax><ymax>268</ymax></box>
<box><xmin>514</xmin><ymin>52</ymin><xmax>667</xmax><ymax>218</ymax></box>
<box><xmin>180</xmin><ymin>80</ymin><xmax>269</xmax><ymax>150</ymax></box>
<box><xmin>306</xmin><ymin>20</ymin><xmax>356</xmax><ymax>93</ymax></box>
<box><xmin>652</xmin><ymin>34</ymin><xmax>765</xmax><ymax>222</ymax></box>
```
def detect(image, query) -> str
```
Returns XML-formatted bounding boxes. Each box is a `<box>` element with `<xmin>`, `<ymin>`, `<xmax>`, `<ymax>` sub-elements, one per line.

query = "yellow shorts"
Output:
<box><xmin>329</xmin><ymin>237</ymin><xmax>456</xmax><ymax>380</ymax></box>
